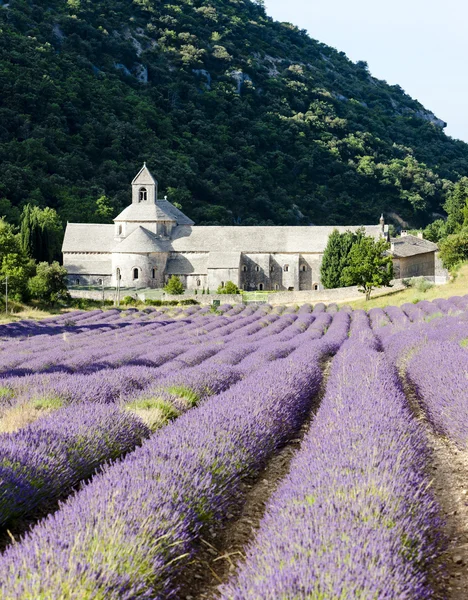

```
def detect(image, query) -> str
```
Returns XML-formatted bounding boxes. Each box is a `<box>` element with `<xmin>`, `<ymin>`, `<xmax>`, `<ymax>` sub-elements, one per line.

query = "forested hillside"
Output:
<box><xmin>1</xmin><ymin>0</ymin><xmax>468</xmax><ymax>228</ymax></box>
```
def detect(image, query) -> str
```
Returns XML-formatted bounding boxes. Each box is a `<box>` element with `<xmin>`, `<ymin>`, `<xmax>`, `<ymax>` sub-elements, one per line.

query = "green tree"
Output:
<box><xmin>444</xmin><ymin>177</ymin><xmax>468</xmax><ymax>234</ymax></box>
<box><xmin>20</xmin><ymin>205</ymin><xmax>63</xmax><ymax>263</ymax></box>
<box><xmin>94</xmin><ymin>195</ymin><xmax>114</xmax><ymax>223</ymax></box>
<box><xmin>28</xmin><ymin>261</ymin><xmax>70</xmax><ymax>305</ymax></box>
<box><xmin>216</xmin><ymin>281</ymin><xmax>240</xmax><ymax>294</ymax></box>
<box><xmin>439</xmin><ymin>229</ymin><xmax>468</xmax><ymax>269</ymax></box>
<box><xmin>0</xmin><ymin>218</ymin><xmax>32</xmax><ymax>301</ymax></box>
<box><xmin>320</xmin><ymin>228</ymin><xmax>365</xmax><ymax>289</ymax></box>
<box><xmin>341</xmin><ymin>236</ymin><xmax>393</xmax><ymax>300</ymax></box>
<box><xmin>424</xmin><ymin>218</ymin><xmax>447</xmax><ymax>243</ymax></box>
<box><xmin>164</xmin><ymin>275</ymin><xmax>184</xmax><ymax>295</ymax></box>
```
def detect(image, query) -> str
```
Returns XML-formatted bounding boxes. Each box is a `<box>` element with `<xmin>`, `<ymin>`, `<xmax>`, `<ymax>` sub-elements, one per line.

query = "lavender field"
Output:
<box><xmin>0</xmin><ymin>298</ymin><xmax>467</xmax><ymax>599</ymax></box>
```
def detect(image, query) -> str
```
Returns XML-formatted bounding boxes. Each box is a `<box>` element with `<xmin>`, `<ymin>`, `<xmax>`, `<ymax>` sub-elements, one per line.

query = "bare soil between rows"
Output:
<box><xmin>403</xmin><ymin>379</ymin><xmax>468</xmax><ymax>599</ymax></box>
<box><xmin>177</xmin><ymin>358</ymin><xmax>332</xmax><ymax>600</ymax></box>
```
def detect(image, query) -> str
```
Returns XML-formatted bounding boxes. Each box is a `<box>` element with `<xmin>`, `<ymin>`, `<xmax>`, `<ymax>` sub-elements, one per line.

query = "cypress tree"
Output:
<box><xmin>20</xmin><ymin>204</ymin><xmax>34</xmax><ymax>257</ymax></box>
<box><xmin>320</xmin><ymin>230</ymin><xmax>343</xmax><ymax>289</ymax></box>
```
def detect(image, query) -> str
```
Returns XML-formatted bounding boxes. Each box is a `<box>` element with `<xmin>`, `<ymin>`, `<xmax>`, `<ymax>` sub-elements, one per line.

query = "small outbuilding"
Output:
<box><xmin>389</xmin><ymin>233</ymin><xmax>440</xmax><ymax>280</ymax></box>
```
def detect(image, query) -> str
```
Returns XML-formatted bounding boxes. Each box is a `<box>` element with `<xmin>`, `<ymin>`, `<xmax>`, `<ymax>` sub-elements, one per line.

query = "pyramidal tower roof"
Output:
<box><xmin>114</xmin><ymin>164</ymin><xmax>194</xmax><ymax>225</ymax></box>
<box><xmin>131</xmin><ymin>162</ymin><xmax>157</xmax><ymax>187</ymax></box>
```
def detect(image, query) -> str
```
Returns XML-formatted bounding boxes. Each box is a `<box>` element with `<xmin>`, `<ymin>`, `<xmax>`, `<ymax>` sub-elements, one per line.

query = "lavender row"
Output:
<box><xmin>221</xmin><ymin>339</ymin><xmax>440</xmax><ymax>599</ymax></box>
<box><xmin>0</xmin><ymin>326</ymin><xmax>348</xmax><ymax>598</ymax></box>
<box><xmin>406</xmin><ymin>341</ymin><xmax>468</xmax><ymax>448</ymax></box>
<box><xmin>0</xmin><ymin>405</ymin><xmax>150</xmax><ymax>530</ymax></box>
<box><xmin>0</xmin><ymin>360</ymin><xmax>247</xmax><ymax>534</ymax></box>
<box><xmin>0</xmin><ymin>308</ymin><xmax>296</xmax><ymax>377</ymax></box>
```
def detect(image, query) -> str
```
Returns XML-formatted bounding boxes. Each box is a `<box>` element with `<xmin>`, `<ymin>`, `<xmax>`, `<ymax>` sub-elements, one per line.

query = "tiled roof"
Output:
<box><xmin>170</xmin><ymin>225</ymin><xmax>383</xmax><ymax>253</ymax></box>
<box><xmin>64</xmin><ymin>259</ymin><xmax>112</xmax><ymax>275</ymax></box>
<box><xmin>114</xmin><ymin>200</ymin><xmax>194</xmax><ymax>225</ymax></box>
<box><xmin>390</xmin><ymin>235</ymin><xmax>438</xmax><ymax>258</ymax></box>
<box><xmin>62</xmin><ymin>224</ymin><xmax>115</xmax><ymax>253</ymax></box>
<box><xmin>132</xmin><ymin>164</ymin><xmax>157</xmax><ymax>186</ymax></box>
<box><xmin>112</xmin><ymin>227</ymin><xmax>170</xmax><ymax>254</ymax></box>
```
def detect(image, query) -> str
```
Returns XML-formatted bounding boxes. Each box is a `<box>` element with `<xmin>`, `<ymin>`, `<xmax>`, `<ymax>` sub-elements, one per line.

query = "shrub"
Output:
<box><xmin>164</xmin><ymin>275</ymin><xmax>184</xmax><ymax>295</ymax></box>
<box><xmin>216</xmin><ymin>281</ymin><xmax>240</xmax><ymax>294</ymax></box>
<box><xmin>410</xmin><ymin>277</ymin><xmax>434</xmax><ymax>293</ymax></box>
<box><xmin>145</xmin><ymin>299</ymin><xmax>163</xmax><ymax>306</ymax></box>
<box><xmin>28</xmin><ymin>262</ymin><xmax>70</xmax><ymax>305</ymax></box>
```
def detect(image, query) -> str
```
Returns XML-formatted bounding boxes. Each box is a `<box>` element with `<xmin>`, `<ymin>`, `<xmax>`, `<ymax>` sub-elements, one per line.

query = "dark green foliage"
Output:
<box><xmin>423</xmin><ymin>219</ymin><xmax>447</xmax><ymax>242</ymax></box>
<box><xmin>442</xmin><ymin>177</ymin><xmax>468</xmax><ymax>235</ymax></box>
<box><xmin>439</xmin><ymin>229</ymin><xmax>468</xmax><ymax>269</ymax></box>
<box><xmin>20</xmin><ymin>205</ymin><xmax>63</xmax><ymax>263</ymax></box>
<box><xmin>0</xmin><ymin>0</ymin><xmax>467</xmax><ymax>229</ymax></box>
<box><xmin>28</xmin><ymin>261</ymin><xmax>71</xmax><ymax>305</ymax></box>
<box><xmin>164</xmin><ymin>275</ymin><xmax>184</xmax><ymax>295</ymax></box>
<box><xmin>0</xmin><ymin>218</ymin><xmax>32</xmax><ymax>301</ymax></box>
<box><xmin>216</xmin><ymin>281</ymin><xmax>240</xmax><ymax>294</ymax></box>
<box><xmin>320</xmin><ymin>228</ymin><xmax>365</xmax><ymax>288</ymax></box>
<box><xmin>341</xmin><ymin>237</ymin><xmax>393</xmax><ymax>300</ymax></box>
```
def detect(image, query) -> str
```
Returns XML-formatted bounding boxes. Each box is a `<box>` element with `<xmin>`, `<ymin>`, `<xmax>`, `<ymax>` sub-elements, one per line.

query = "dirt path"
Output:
<box><xmin>403</xmin><ymin>379</ymin><xmax>468</xmax><ymax>599</ymax></box>
<box><xmin>177</xmin><ymin>359</ymin><xmax>332</xmax><ymax>600</ymax></box>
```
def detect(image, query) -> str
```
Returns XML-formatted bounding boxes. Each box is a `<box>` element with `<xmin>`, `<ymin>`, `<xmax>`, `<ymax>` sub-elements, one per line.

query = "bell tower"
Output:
<box><xmin>131</xmin><ymin>162</ymin><xmax>158</xmax><ymax>205</ymax></box>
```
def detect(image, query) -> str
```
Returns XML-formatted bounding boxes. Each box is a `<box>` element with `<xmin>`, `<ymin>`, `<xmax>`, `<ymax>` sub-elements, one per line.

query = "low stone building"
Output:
<box><xmin>390</xmin><ymin>233</ymin><xmax>439</xmax><ymax>279</ymax></box>
<box><xmin>62</xmin><ymin>165</ymin><xmax>441</xmax><ymax>291</ymax></box>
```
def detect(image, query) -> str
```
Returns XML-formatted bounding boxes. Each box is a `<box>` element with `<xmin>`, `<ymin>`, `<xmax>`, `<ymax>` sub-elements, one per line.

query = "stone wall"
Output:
<box><xmin>398</xmin><ymin>252</ymin><xmax>435</xmax><ymax>279</ymax></box>
<box><xmin>153</xmin><ymin>293</ymin><xmax>243</xmax><ymax>305</ymax></box>
<box><xmin>267</xmin><ymin>281</ymin><xmax>407</xmax><ymax>305</ymax></box>
<box><xmin>69</xmin><ymin>289</ymin><xmax>117</xmax><ymax>301</ymax></box>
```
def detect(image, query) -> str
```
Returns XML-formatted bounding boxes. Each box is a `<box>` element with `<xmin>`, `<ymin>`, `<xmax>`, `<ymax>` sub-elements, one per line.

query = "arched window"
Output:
<box><xmin>98</xmin><ymin>278</ymin><xmax>103</xmax><ymax>286</ymax></box>
<box><xmin>275</xmin><ymin>284</ymin><xmax>279</xmax><ymax>290</ymax></box>
<box><xmin>258</xmin><ymin>283</ymin><xmax>264</xmax><ymax>291</ymax></box>
<box><xmin>118</xmin><ymin>225</ymin><xmax>122</xmax><ymax>235</ymax></box>
<box><xmin>197</xmin><ymin>279</ymin><xmax>201</xmax><ymax>286</ymax></box>
<box><xmin>139</xmin><ymin>187</ymin><xmax>147</xmax><ymax>202</ymax></box>
<box><xmin>284</xmin><ymin>264</ymin><xmax>289</xmax><ymax>272</ymax></box>
<box><xmin>75</xmin><ymin>279</ymin><xmax>80</xmax><ymax>286</ymax></box>
<box><xmin>152</xmin><ymin>268</ymin><xmax>156</xmax><ymax>279</ymax></box>
<box><xmin>270</xmin><ymin>266</ymin><xmax>274</xmax><ymax>273</ymax></box>
<box><xmin>133</xmin><ymin>268</ymin><xmax>139</xmax><ymax>280</ymax></box>
<box><xmin>255</xmin><ymin>265</ymin><xmax>260</xmax><ymax>272</ymax></box>
<box><xmin>301</xmin><ymin>265</ymin><xmax>307</xmax><ymax>272</ymax></box>
<box><xmin>221</xmin><ymin>281</ymin><xmax>224</xmax><ymax>288</ymax></box>
<box><xmin>314</xmin><ymin>284</ymin><xmax>319</xmax><ymax>291</ymax></box>
<box><xmin>242</xmin><ymin>265</ymin><xmax>247</xmax><ymax>272</ymax></box>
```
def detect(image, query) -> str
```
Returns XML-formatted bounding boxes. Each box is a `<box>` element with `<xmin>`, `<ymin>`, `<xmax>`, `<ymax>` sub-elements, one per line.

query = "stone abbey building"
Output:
<box><xmin>62</xmin><ymin>165</ymin><xmax>438</xmax><ymax>291</ymax></box>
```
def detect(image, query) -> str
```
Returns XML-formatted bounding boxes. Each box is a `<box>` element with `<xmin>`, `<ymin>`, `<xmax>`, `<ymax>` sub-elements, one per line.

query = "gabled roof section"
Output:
<box><xmin>390</xmin><ymin>235</ymin><xmax>438</xmax><ymax>258</ymax></box>
<box><xmin>112</xmin><ymin>226</ymin><xmax>170</xmax><ymax>254</ymax></box>
<box><xmin>132</xmin><ymin>163</ymin><xmax>157</xmax><ymax>186</ymax></box>
<box><xmin>62</xmin><ymin>224</ymin><xmax>115</xmax><ymax>253</ymax></box>
<box><xmin>114</xmin><ymin>200</ymin><xmax>194</xmax><ymax>225</ymax></box>
<box><xmin>170</xmin><ymin>225</ymin><xmax>383</xmax><ymax>253</ymax></box>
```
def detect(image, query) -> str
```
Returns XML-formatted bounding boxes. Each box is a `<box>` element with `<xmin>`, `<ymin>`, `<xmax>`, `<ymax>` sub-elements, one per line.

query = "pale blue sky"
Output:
<box><xmin>265</xmin><ymin>0</ymin><xmax>468</xmax><ymax>142</ymax></box>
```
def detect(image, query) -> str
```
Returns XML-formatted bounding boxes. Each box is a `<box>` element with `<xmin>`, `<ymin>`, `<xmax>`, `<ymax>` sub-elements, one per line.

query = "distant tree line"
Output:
<box><xmin>1</xmin><ymin>0</ymin><xmax>468</xmax><ymax>234</ymax></box>
<box><xmin>423</xmin><ymin>177</ymin><xmax>468</xmax><ymax>269</ymax></box>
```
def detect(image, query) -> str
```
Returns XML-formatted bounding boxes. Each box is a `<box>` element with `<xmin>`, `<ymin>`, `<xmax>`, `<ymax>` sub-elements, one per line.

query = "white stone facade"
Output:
<box><xmin>63</xmin><ymin>166</ymin><xmax>437</xmax><ymax>292</ymax></box>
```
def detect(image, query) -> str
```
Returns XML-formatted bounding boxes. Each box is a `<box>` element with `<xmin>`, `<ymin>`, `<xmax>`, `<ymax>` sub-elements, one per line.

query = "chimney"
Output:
<box><xmin>390</xmin><ymin>242</ymin><xmax>395</xmax><ymax>252</ymax></box>
<box><xmin>417</xmin><ymin>232</ymin><xmax>424</xmax><ymax>239</ymax></box>
<box><xmin>401</xmin><ymin>230</ymin><xmax>408</xmax><ymax>237</ymax></box>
